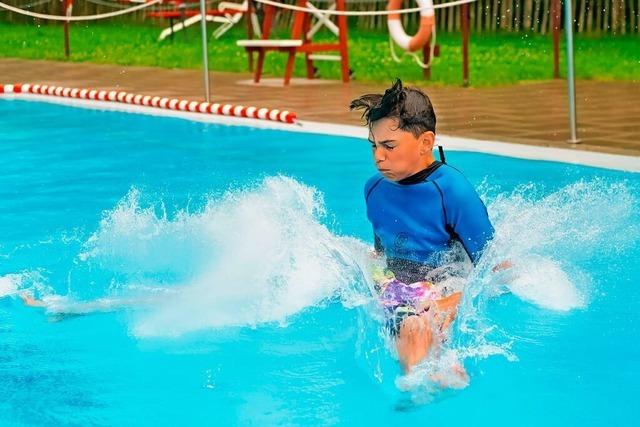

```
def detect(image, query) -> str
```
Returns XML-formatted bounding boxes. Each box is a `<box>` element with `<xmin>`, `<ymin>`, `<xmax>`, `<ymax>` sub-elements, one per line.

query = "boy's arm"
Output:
<box><xmin>364</xmin><ymin>175</ymin><xmax>386</xmax><ymax>257</ymax></box>
<box><xmin>438</xmin><ymin>178</ymin><xmax>494</xmax><ymax>264</ymax></box>
<box><xmin>443</xmin><ymin>185</ymin><xmax>514</xmax><ymax>273</ymax></box>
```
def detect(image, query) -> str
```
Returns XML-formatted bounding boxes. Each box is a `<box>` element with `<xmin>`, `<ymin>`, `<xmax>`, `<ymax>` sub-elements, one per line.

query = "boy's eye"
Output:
<box><xmin>369</xmin><ymin>142</ymin><xmax>395</xmax><ymax>150</ymax></box>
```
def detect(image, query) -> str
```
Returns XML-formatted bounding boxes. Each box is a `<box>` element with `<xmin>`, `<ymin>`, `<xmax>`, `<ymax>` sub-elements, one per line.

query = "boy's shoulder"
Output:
<box><xmin>431</xmin><ymin>164</ymin><xmax>478</xmax><ymax>199</ymax></box>
<box><xmin>364</xmin><ymin>173</ymin><xmax>385</xmax><ymax>197</ymax></box>
<box><xmin>429</xmin><ymin>163</ymin><xmax>467</xmax><ymax>183</ymax></box>
<box><xmin>430</xmin><ymin>162</ymin><xmax>465</xmax><ymax>181</ymax></box>
<box><xmin>364</xmin><ymin>172</ymin><xmax>384</xmax><ymax>200</ymax></box>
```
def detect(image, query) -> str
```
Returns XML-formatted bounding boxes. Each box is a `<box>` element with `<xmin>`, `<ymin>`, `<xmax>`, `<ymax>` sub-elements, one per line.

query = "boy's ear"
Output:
<box><xmin>420</xmin><ymin>131</ymin><xmax>436</xmax><ymax>151</ymax></box>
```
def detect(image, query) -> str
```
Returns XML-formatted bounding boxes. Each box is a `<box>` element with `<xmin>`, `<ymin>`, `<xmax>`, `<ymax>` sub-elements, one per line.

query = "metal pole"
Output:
<box><xmin>564</xmin><ymin>0</ymin><xmax>579</xmax><ymax>143</ymax></box>
<box><xmin>199</xmin><ymin>0</ymin><xmax>211</xmax><ymax>102</ymax></box>
<box><xmin>461</xmin><ymin>3</ymin><xmax>470</xmax><ymax>87</ymax></box>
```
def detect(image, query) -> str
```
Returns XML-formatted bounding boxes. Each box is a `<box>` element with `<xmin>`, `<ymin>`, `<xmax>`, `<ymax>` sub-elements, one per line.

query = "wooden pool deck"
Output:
<box><xmin>2</xmin><ymin>58</ymin><xmax>638</xmax><ymax>157</ymax></box>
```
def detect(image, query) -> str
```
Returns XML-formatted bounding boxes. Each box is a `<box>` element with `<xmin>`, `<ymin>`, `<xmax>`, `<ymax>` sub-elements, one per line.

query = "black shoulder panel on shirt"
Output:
<box><xmin>398</xmin><ymin>161</ymin><xmax>443</xmax><ymax>185</ymax></box>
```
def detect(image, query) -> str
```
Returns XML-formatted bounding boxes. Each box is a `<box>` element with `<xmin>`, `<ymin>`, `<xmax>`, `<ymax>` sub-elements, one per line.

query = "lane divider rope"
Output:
<box><xmin>0</xmin><ymin>83</ymin><xmax>297</xmax><ymax>124</ymax></box>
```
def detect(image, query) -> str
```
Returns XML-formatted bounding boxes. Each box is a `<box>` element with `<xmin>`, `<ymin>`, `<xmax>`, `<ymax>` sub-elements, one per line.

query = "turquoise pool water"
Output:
<box><xmin>1</xmin><ymin>99</ymin><xmax>639</xmax><ymax>426</ymax></box>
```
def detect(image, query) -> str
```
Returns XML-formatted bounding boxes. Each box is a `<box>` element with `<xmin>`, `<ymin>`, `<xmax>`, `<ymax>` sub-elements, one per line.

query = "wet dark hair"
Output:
<box><xmin>349</xmin><ymin>79</ymin><xmax>436</xmax><ymax>137</ymax></box>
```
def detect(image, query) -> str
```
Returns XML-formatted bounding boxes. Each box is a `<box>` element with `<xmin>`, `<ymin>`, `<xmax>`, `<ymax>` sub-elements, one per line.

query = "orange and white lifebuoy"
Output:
<box><xmin>387</xmin><ymin>0</ymin><xmax>435</xmax><ymax>52</ymax></box>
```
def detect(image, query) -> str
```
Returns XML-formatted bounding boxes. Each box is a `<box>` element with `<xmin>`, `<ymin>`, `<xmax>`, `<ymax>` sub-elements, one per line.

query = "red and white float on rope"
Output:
<box><xmin>0</xmin><ymin>83</ymin><xmax>298</xmax><ymax>124</ymax></box>
<box><xmin>387</xmin><ymin>0</ymin><xmax>435</xmax><ymax>52</ymax></box>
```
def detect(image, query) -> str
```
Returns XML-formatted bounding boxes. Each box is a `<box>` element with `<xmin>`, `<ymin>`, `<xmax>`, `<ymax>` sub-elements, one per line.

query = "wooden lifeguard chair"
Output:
<box><xmin>237</xmin><ymin>0</ymin><xmax>350</xmax><ymax>85</ymax></box>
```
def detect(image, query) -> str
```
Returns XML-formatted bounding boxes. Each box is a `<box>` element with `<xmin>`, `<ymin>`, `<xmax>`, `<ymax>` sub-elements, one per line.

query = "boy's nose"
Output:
<box><xmin>374</xmin><ymin>147</ymin><xmax>385</xmax><ymax>163</ymax></box>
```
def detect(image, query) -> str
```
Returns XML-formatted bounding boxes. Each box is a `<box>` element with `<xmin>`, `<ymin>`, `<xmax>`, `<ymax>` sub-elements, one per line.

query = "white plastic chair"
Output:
<box><xmin>157</xmin><ymin>0</ymin><xmax>260</xmax><ymax>42</ymax></box>
<box><xmin>212</xmin><ymin>1</ymin><xmax>261</xmax><ymax>39</ymax></box>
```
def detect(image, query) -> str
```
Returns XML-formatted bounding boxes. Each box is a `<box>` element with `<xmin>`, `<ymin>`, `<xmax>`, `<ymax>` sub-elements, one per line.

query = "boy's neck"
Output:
<box><xmin>405</xmin><ymin>156</ymin><xmax>437</xmax><ymax>178</ymax></box>
<box><xmin>397</xmin><ymin>159</ymin><xmax>441</xmax><ymax>185</ymax></box>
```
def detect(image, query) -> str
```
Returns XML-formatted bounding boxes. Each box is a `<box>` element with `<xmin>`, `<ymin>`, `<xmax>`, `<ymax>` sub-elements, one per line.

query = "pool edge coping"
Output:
<box><xmin>5</xmin><ymin>93</ymin><xmax>639</xmax><ymax>173</ymax></box>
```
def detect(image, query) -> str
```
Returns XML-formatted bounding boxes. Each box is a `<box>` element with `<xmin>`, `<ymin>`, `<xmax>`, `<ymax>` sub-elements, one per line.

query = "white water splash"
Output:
<box><xmin>501</xmin><ymin>256</ymin><xmax>585</xmax><ymax>311</ymax></box>
<box><xmin>7</xmin><ymin>176</ymin><xmax>638</xmax><ymax>398</ymax></box>
<box><xmin>475</xmin><ymin>179</ymin><xmax>639</xmax><ymax>312</ymax></box>
<box><xmin>0</xmin><ymin>275</ymin><xmax>20</xmax><ymax>298</ymax></box>
<box><xmin>77</xmin><ymin>176</ymin><xmax>367</xmax><ymax>337</ymax></box>
<box><xmin>0</xmin><ymin>271</ymin><xmax>50</xmax><ymax>299</ymax></box>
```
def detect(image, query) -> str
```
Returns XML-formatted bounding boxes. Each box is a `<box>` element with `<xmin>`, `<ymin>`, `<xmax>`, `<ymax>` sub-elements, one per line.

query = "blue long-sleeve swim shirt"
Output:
<box><xmin>365</xmin><ymin>161</ymin><xmax>494</xmax><ymax>281</ymax></box>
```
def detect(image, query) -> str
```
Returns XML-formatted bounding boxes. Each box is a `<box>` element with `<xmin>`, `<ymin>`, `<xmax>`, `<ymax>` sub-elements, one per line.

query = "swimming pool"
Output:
<box><xmin>1</xmin><ymin>98</ymin><xmax>639</xmax><ymax>426</ymax></box>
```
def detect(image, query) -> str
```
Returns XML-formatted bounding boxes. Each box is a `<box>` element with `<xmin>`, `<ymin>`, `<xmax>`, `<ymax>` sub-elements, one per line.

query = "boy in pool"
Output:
<box><xmin>351</xmin><ymin>79</ymin><xmax>505</xmax><ymax>375</ymax></box>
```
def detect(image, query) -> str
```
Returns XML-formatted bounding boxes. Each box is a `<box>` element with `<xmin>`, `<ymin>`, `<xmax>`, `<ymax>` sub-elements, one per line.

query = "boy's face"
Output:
<box><xmin>369</xmin><ymin>117</ymin><xmax>435</xmax><ymax>181</ymax></box>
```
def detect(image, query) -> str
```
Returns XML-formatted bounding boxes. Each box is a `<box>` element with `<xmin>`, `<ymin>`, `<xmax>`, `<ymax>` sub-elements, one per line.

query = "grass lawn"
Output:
<box><xmin>0</xmin><ymin>21</ymin><xmax>638</xmax><ymax>87</ymax></box>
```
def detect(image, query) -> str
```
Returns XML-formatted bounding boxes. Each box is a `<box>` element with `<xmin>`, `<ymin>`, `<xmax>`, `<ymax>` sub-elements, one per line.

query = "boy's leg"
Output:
<box><xmin>20</xmin><ymin>293</ymin><xmax>46</xmax><ymax>307</ymax></box>
<box><xmin>395</xmin><ymin>291</ymin><xmax>463</xmax><ymax>373</ymax></box>
<box><xmin>430</xmin><ymin>291</ymin><xmax>469</xmax><ymax>385</ymax></box>
<box><xmin>396</xmin><ymin>314</ymin><xmax>433</xmax><ymax>372</ymax></box>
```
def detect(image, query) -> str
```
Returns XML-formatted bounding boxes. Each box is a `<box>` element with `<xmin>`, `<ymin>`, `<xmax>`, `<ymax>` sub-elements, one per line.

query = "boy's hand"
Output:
<box><xmin>369</xmin><ymin>249</ymin><xmax>383</xmax><ymax>259</ymax></box>
<box><xmin>434</xmin><ymin>292</ymin><xmax>462</xmax><ymax>313</ymax></box>
<box><xmin>433</xmin><ymin>292</ymin><xmax>463</xmax><ymax>334</ymax></box>
<box><xmin>492</xmin><ymin>259</ymin><xmax>513</xmax><ymax>273</ymax></box>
